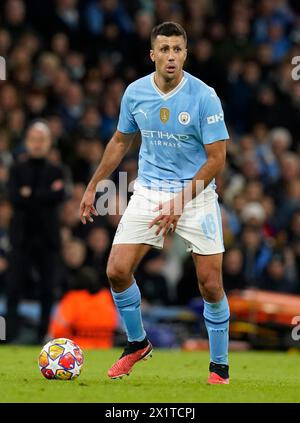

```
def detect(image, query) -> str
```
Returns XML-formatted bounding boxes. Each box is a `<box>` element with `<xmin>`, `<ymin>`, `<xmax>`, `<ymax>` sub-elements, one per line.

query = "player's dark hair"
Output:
<box><xmin>151</xmin><ymin>22</ymin><xmax>187</xmax><ymax>47</ymax></box>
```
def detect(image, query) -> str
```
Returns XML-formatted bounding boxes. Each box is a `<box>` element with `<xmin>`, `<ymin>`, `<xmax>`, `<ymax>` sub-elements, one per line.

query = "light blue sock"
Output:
<box><xmin>203</xmin><ymin>295</ymin><xmax>230</xmax><ymax>365</ymax></box>
<box><xmin>111</xmin><ymin>280</ymin><xmax>146</xmax><ymax>342</ymax></box>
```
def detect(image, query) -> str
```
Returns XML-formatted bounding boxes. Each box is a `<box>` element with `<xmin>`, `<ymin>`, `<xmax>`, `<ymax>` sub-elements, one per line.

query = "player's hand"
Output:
<box><xmin>148</xmin><ymin>197</ymin><xmax>182</xmax><ymax>236</ymax></box>
<box><xmin>80</xmin><ymin>188</ymin><xmax>99</xmax><ymax>224</ymax></box>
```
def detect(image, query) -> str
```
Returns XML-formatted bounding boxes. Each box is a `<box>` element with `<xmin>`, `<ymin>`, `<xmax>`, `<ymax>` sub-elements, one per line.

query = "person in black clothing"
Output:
<box><xmin>223</xmin><ymin>247</ymin><xmax>246</xmax><ymax>292</ymax></box>
<box><xmin>135</xmin><ymin>249</ymin><xmax>170</xmax><ymax>306</ymax></box>
<box><xmin>6</xmin><ymin>121</ymin><xmax>66</xmax><ymax>343</ymax></box>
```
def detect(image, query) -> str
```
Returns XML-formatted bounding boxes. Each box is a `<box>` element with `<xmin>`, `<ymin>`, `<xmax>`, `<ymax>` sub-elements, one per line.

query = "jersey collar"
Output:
<box><xmin>151</xmin><ymin>72</ymin><xmax>187</xmax><ymax>101</ymax></box>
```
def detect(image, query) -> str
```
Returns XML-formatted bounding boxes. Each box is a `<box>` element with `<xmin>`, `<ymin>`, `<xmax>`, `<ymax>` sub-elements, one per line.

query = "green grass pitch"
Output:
<box><xmin>0</xmin><ymin>346</ymin><xmax>299</xmax><ymax>403</ymax></box>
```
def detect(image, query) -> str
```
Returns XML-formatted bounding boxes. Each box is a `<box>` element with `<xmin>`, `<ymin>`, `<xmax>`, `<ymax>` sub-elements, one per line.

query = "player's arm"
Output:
<box><xmin>80</xmin><ymin>130</ymin><xmax>138</xmax><ymax>224</ymax></box>
<box><xmin>181</xmin><ymin>140</ymin><xmax>226</xmax><ymax>202</ymax></box>
<box><xmin>149</xmin><ymin>140</ymin><xmax>226</xmax><ymax>236</ymax></box>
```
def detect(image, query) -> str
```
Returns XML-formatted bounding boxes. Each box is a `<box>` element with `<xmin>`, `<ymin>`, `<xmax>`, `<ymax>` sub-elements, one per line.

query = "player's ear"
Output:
<box><xmin>150</xmin><ymin>49</ymin><xmax>155</xmax><ymax>62</ymax></box>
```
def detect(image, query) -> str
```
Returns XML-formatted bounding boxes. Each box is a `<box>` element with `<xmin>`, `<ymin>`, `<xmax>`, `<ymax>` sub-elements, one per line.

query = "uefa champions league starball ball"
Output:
<box><xmin>38</xmin><ymin>338</ymin><xmax>84</xmax><ymax>380</ymax></box>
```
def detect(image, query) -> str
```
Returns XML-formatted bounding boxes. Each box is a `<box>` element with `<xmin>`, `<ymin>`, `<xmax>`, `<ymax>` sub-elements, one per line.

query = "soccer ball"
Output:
<box><xmin>38</xmin><ymin>338</ymin><xmax>84</xmax><ymax>380</ymax></box>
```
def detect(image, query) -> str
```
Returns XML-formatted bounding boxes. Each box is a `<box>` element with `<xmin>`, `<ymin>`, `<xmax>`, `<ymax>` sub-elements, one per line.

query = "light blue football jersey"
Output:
<box><xmin>117</xmin><ymin>71</ymin><xmax>229</xmax><ymax>192</ymax></box>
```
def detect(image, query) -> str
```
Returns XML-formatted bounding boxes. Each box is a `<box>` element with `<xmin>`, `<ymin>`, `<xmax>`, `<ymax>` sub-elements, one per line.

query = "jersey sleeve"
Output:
<box><xmin>117</xmin><ymin>87</ymin><xmax>138</xmax><ymax>134</ymax></box>
<box><xmin>200</xmin><ymin>89</ymin><xmax>229</xmax><ymax>144</ymax></box>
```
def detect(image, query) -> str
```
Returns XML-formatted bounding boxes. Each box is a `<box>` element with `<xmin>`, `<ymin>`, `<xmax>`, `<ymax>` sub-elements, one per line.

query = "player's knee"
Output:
<box><xmin>106</xmin><ymin>263</ymin><xmax>131</xmax><ymax>289</ymax></box>
<box><xmin>199</xmin><ymin>277</ymin><xmax>223</xmax><ymax>302</ymax></box>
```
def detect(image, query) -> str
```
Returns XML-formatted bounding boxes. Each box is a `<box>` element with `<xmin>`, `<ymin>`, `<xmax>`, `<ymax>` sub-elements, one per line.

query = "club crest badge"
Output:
<box><xmin>160</xmin><ymin>107</ymin><xmax>170</xmax><ymax>123</ymax></box>
<box><xmin>178</xmin><ymin>111</ymin><xmax>190</xmax><ymax>125</ymax></box>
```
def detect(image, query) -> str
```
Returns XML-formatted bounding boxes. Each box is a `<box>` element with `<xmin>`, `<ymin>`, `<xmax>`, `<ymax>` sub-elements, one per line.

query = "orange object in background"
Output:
<box><xmin>228</xmin><ymin>289</ymin><xmax>300</xmax><ymax>326</ymax></box>
<box><xmin>49</xmin><ymin>289</ymin><xmax>118</xmax><ymax>349</ymax></box>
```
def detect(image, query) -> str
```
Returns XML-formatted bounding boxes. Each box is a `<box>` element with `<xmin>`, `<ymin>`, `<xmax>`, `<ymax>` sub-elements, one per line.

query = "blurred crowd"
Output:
<box><xmin>0</xmin><ymin>0</ymin><xmax>300</xmax><ymax>343</ymax></box>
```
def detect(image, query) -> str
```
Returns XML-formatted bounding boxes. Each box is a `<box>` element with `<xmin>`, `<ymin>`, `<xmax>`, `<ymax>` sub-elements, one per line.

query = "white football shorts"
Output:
<box><xmin>112</xmin><ymin>181</ymin><xmax>224</xmax><ymax>255</ymax></box>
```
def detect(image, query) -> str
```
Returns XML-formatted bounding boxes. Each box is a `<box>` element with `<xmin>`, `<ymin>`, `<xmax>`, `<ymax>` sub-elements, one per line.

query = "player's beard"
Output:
<box><xmin>163</xmin><ymin>72</ymin><xmax>178</xmax><ymax>83</ymax></box>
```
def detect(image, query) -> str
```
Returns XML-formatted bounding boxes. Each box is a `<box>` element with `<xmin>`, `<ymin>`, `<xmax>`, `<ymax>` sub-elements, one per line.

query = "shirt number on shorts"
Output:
<box><xmin>201</xmin><ymin>213</ymin><xmax>217</xmax><ymax>241</ymax></box>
